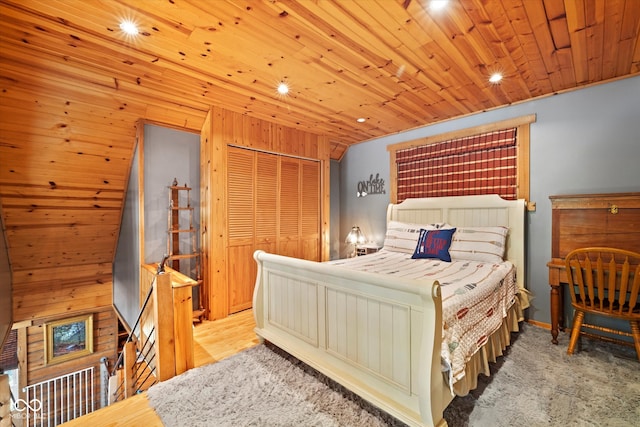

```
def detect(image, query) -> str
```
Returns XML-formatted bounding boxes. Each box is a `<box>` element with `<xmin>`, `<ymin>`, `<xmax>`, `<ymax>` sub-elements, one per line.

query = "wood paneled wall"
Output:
<box><xmin>202</xmin><ymin>106</ymin><xmax>331</xmax><ymax>320</ymax></box>
<box><xmin>1</xmin><ymin>71</ymin><xmax>204</xmax><ymax>325</ymax></box>
<box><xmin>12</xmin><ymin>264</ymin><xmax>113</xmax><ymax>322</ymax></box>
<box><xmin>19</xmin><ymin>307</ymin><xmax>117</xmax><ymax>404</ymax></box>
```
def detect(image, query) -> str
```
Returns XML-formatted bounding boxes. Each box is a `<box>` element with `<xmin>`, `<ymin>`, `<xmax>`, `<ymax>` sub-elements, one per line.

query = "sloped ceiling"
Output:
<box><xmin>3</xmin><ymin>1</ymin><xmax>639</xmax><ymax>157</ymax></box>
<box><xmin>0</xmin><ymin>0</ymin><xmax>639</xmax><ymax>316</ymax></box>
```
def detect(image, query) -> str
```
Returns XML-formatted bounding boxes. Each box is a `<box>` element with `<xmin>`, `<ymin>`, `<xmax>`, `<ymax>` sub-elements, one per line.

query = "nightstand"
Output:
<box><xmin>356</xmin><ymin>243</ymin><xmax>382</xmax><ymax>256</ymax></box>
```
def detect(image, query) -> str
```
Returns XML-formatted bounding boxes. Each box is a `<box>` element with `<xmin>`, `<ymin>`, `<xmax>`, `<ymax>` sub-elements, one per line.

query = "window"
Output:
<box><xmin>387</xmin><ymin>115</ymin><xmax>535</xmax><ymax>208</ymax></box>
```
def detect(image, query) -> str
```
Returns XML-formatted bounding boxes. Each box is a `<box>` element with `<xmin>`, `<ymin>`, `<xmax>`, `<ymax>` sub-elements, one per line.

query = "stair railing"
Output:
<box><xmin>108</xmin><ymin>263</ymin><xmax>196</xmax><ymax>404</ymax></box>
<box><xmin>109</xmin><ymin>272</ymin><xmax>158</xmax><ymax>403</ymax></box>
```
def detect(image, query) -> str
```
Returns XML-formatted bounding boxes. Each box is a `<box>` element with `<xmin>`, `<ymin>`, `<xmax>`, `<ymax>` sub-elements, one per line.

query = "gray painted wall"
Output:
<box><xmin>113</xmin><ymin>124</ymin><xmax>200</xmax><ymax>328</ymax></box>
<box><xmin>143</xmin><ymin>125</ymin><xmax>200</xmax><ymax>268</ymax></box>
<box><xmin>113</xmin><ymin>145</ymin><xmax>141</xmax><ymax>328</ymax></box>
<box><xmin>337</xmin><ymin>75</ymin><xmax>640</xmax><ymax>325</ymax></box>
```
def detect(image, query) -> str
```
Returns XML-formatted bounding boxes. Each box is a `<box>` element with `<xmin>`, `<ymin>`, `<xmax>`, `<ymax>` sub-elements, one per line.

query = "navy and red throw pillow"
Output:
<box><xmin>411</xmin><ymin>228</ymin><xmax>457</xmax><ymax>262</ymax></box>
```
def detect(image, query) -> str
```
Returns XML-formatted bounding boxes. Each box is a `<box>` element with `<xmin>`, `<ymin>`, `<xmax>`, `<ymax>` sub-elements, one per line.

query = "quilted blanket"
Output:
<box><xmin>330</xmin><ymin>249</ymin><xmax>517</xmax><ymax>386</ymax></box>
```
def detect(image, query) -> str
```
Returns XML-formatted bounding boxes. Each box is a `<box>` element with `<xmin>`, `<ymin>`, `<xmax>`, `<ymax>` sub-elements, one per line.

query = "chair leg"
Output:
<box><xmin>567</xmin><ymin>311</ymin><xmax>584</xmax><ymax>355</ymax></box>
<box><xmin>630</xmin><ymin>320</ymin><xmax>640</xmax><ymax>362</ymax></box>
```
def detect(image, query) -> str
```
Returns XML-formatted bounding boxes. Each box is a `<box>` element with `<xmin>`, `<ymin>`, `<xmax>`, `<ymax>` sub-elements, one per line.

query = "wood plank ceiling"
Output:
<box><xmin>0</xmin><ymin>0</ymin><xmax>639</xmax><ymax>319</ymax></box>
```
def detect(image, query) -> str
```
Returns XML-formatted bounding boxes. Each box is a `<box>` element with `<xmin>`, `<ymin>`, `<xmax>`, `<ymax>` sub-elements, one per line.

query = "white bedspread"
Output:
<box><xmin>329</xmin><ymin>249</ymin><xmax>517</xmax><ymax>385</ymax></box>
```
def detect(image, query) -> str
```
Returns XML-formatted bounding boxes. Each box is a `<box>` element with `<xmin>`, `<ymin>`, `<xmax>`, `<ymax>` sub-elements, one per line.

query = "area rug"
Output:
<box><xmin>147</xmin><ymin>323</ymin><xmax>640</xmax><ymax>427</ymax></box>
<box><xmin>442</xmin><ymin>323</ymin><xmax>640</xmax><ymax>427</ymax></box>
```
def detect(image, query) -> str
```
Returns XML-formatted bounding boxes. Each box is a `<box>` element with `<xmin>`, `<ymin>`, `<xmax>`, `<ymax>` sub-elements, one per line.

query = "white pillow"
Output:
<box><xmin>449</xmin><ymin>226</ymin><xmax>509</xmax><ymax>263</ymax></box>
<box><xmin>383</xmin><ymin>221</ymin><xmax>449</xmax><ymax>254</ymax></box>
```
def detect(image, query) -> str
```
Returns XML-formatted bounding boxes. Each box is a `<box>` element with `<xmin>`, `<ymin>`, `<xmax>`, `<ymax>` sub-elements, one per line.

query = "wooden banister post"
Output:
<box><xmin>123</xmin><ymin>341</ymin><xmax>137</xmax><ymax>398</ymax></box>
<box><xmin>0</xmin><ymin>374</ymin><xmax>11</xmax><ymax>425</ymax></box>
<box><xmin>153</xmin><ymin>272</ymin><xmax>176</xmax><ymax>381</ymax></box>
<box><xmin>173</xmin><ymin>282</ymin><xmax>195</xmax><ymax>375</ymax></box>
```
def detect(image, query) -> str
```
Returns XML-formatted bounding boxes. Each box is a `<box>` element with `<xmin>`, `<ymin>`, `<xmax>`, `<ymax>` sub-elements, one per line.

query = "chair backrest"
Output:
<box><xmin>564</xmin><ymin>247</ymin><xmax>640</xmax><ymax>318</ymax></box>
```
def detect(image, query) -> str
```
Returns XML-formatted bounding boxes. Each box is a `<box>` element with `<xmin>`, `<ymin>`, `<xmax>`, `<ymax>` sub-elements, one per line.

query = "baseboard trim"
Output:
<box><xmin>526</xmin><ymin>319</ymin><xmax>551</xmax><ymax>330</ymax></box>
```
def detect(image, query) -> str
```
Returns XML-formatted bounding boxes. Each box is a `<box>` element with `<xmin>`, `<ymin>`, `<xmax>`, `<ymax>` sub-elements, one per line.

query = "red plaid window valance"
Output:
<box><xmin>396</xmin><ymin>128</ymin><xmax>518</xmax><ymax>202</ymax></box>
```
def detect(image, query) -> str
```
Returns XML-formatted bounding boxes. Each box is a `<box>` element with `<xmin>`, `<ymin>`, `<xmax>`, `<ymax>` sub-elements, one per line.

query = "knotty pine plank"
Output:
<box><xmin>480</xmin><ymin>0</ymin><xmax>540</xmax><ymax>97</ymax></box>
<box><xmin>443</xmin><ymin>1</ymin><xmax>501</xmax><ymax>66</ymax></box>
<box><xmin>0</xmin><ymin>151</ymin><xmax>131</xmax><ymax>181</ymax></box>
<box><xmin>564</xmin><ymin>0</ymin><xmax>590</xmax><ymax>84</ymax></box>
<box><xmin>222</xmin><ymin>109</ymin><xmax>329</xmax><ymax>161</ymax></box>
<box><xmin>257</xmin><ymin>0</ymin><xmax>444</xmax><ymax>126</ymax></box>
<box><xmin>15</xmin><ymin>294</ymin><xmax>113</xmax><ymax>322</ymax></box>
<box><xmin>0</xmin><ymin>50</ymin><xmax>211</xmax><ymax>118</ymax></box>
<box><xmin>601</xmin><ymin>1</ymin><xmax>624</xmax><ymax>79</ymax></box>
<box><xmin>369</xmin><ymin>0</ymin><xmax>485</xmax><ymax>107</ymax></box>
<box><xmin>143</xmin><ymin>104</ymin><xmax>205</xmax><ymax>131</ymax></box>
<box><xmin>460</xmin><ymin>0</ymin><xmax>526</xmax><ymax>105</ymax></box>
<box><xmin>13</xmin><ymin>280</ymin><xmax>114</xmax><ymax>301</ymax></box>
<box><xmin>0</xmin><ymin>184</ymin><xmax>123</xmax><ymax>201</ymax></box>
<box><xmin>3</xmin><ymin>211</ymin><xmax>121</xmax><ymax>229</ymax></box>
<box><xmin>543</xmin><ymin>0</ymin><xmax>577</xmax><ymax>90</ymax></box>
<box><xmin>405</xmin><ymin>1</ymin><xmax>507</xmax><ymax>107</ymax></box>
<box><xmin>8</xmin><ymin>247</ymin><xmax>115</xmax><ymax>271</ymax></box>
<box><xmin>7</xmin><ymin>222</ymin><xmax>120</xmax><ymax>242</ymax></box>
<box><xmin>13</xmin><ymin>292</ymin><xmax>112</xmax><ymax>321</ymax></box>
<box><xmin>356</xmin><ymin>4</ymin><xmax>490</xmax><ymax>114</ymax></box>
<box><xmin>0</xmin><ymin>2</ymin><xmax>173</xmax><ymax>73</ymax></box>
<box><xmin>0</xmin><ymin>130</ymin><xmax>134</xmax><ymax>162</ymax></box>
<box><xmin>0</xmin><ymin>101</ymin><xmax>137</xmax><ymax>140</ymax></box>
<box><xmin>547</xmin><ymin>12</ymin><xmax>571</xmax><ymax>50</ymax></box>
<box><xmin>503</xmin><ymin>0</ymin><xmax>555</xmax><ymax>93</ymax></box>
<box><xmin>585</xmin><ymin>0</ymin><xmax>606</xmax><ymax>82</ymax></box>
<box><xmin>5</xmin><ymin>214</ymin><xmax>107</xmax><ymax>236</ymax></box>
<box><xmin>13</xmin><ymin>279</ymin><xmax>113</xmax><ymax>303</ymax></box>
<box><xmin>10</xmin><ymin>255</ymin><xmax>113</xmax><ymax>272</ymax></box>
<box><xmin>418</xmin><ymin>40</ymin><xmax>483</xmax><ymax>113</ymax></box>
<box><xmin>0</xmin><ymin>91</ymin><xmax>146</xmax><ymax>130</ymax></box>
<box><xmin>521</xmin><ymin>0</ymin><xmax>566</xmax><ymax>91</ymax></box>
<box><xmin>206</xmin><ymin>107</ymin><xmax>230</xmax><ymax>320</ymax></box>
<box><xmin>12</xmin><ymin>263</ymin><xmax>112</xmax><ymax>285</ymax></box>
<box><xmin>0</xmin><ymin>11</ymin><xmax>292</xmax><ymax>130</ymax></box>
<box><xmin>615</xmin><ymin>0</ymin><xmax>640</xmax><ymax>75</ymax></box>
<box><xmin>0</xmin><ymin>145</ymin><xmax>131</xmax><ymax>173</ymax></box>
<box><xmin>0</xmin><ymin>164</ymin><xmax>128</xmax><ymax>188</ymax></box>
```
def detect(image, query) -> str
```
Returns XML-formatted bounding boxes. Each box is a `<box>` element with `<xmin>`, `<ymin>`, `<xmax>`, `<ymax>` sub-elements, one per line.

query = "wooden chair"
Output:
<box><xmin>564</xmin><ymin>247</ymin><xmax>640</xmax><ymax>360</ymax></box>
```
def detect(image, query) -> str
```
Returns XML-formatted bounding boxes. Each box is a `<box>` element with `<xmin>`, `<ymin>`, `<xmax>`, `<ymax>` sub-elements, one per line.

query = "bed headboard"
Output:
<box><xmin>387</xmin><ymin>194</ymin><xmax>526</xmax><ymax>292</ymax></box>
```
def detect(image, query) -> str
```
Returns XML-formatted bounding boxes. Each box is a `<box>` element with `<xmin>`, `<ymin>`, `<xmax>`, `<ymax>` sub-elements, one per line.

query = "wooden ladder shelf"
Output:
<box><xmin>167</xmin><ymin>178</ymin><xmax>204</xmax><ymax>322</ymax></box>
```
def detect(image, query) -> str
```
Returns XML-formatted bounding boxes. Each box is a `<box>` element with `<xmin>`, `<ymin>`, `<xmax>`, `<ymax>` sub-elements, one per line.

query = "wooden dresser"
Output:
<box><xmin>547</xmin><ymin>192</ymin><xmax>640</xmax><ymax>344</ymax></box>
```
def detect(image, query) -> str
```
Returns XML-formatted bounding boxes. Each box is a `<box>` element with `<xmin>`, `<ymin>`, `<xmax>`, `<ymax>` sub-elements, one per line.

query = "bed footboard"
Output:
<box><xmin>253</xmin><ymin>250</ymin><xmax>453</xmax><ymax>427</ymax></box>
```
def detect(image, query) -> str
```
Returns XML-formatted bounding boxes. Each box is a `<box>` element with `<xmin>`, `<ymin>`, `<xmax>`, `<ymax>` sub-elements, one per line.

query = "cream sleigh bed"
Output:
<box><xmin>252</xmin><ymin>195</ymin><xmax>528</xmax><ymax>427</ymax></box>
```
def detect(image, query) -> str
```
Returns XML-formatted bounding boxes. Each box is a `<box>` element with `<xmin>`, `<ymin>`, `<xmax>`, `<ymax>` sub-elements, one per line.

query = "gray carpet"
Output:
<box><xmin>147</xmin><ymin>323</ymin><xmax>640</xmax><ymax>427</ymax></box>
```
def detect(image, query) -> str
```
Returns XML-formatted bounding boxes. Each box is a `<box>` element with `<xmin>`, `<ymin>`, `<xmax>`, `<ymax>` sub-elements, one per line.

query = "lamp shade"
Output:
<box><xmin>345</xmin><ymin>225</ymin><xmax>366</xmax><ymax>245</ymax></box>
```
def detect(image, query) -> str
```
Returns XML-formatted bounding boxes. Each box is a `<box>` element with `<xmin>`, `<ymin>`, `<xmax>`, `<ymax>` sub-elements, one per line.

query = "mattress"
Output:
<box><xmin>329</xmin><ymin>249</ymin><xmax>518</xmax><ymax>385</ymax></box>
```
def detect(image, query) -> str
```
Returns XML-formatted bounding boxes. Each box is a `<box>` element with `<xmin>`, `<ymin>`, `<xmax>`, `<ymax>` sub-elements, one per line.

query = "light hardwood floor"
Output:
<box><xmin>63</xmin><ymin>310</ymin><xmax>260</xmax><ymax>426</ymax></box>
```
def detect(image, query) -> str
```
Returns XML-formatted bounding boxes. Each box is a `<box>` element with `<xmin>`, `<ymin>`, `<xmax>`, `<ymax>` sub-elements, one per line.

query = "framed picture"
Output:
<box><xmin>44</xmin><ymin>314</ymin><xmax>94</xmax><ymax>365</ymax></box>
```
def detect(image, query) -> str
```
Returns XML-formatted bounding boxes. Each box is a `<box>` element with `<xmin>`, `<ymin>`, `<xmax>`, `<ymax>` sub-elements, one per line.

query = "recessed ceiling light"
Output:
<box><xmin>430</xmin><ymin>0</ymin><xmax>449</xmax><ymax>11</ymax></box>
<box><xmin>277</xmin><ymin>82</ymin><xmax>289</xmax><ymax>95</ymax></box>
<box><xmin>119</xmin><ymin>20</ymin><xmax>139</xmax><ymax>36</ymax></box>
<box><xmin>357</xmin><ymin>118</ymin><xmax>366</xmax><ymax>123</ymax></box>
<box><xmin>489</xmin><ymin>73</ymin><xmax>503</xmax><ymax>84</ymax></box>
